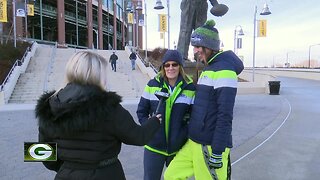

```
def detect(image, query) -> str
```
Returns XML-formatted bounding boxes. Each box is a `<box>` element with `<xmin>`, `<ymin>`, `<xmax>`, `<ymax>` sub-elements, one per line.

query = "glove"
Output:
<box><xmin>208</xmin><ymin>153</ymin><xmax>223</xmax><ymax>169</ymax></box>
<box><xmin>149</xmin><ymin>114</ymin><xmax>162</xmax><ymax>123</ymax></box>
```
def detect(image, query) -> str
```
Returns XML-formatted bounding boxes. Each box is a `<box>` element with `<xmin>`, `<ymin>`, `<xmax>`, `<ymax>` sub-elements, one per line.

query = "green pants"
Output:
<box><xmin>164</xmin><ymin>139</ymin><xmax>230</xmax><ymax>180</ymax></box>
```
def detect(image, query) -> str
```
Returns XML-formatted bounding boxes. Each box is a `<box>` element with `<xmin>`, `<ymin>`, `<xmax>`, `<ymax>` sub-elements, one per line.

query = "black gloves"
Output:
<box><xmin>208</xmin><ymin>153</ymin><xmax>223</xmax><ymax>169</ymax></box>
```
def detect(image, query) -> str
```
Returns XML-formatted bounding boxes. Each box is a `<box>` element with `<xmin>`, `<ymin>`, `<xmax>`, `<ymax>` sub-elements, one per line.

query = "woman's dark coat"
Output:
<box><xmin>35</xmin><ymin>83</ymin><xmax>160</xmax><ymax>180</ymax></box>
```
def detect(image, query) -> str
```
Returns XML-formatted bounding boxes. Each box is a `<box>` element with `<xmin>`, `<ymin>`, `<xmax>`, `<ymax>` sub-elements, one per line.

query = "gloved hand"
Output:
<box><xmin>208</xmin><ymin>153</ymin><xmax>223</xmax><ymax>169</ymax></box>
<box><xmin>149</xmin><ymin>114</ymin><xmax>162</xmax><ymax>123</ymax></box>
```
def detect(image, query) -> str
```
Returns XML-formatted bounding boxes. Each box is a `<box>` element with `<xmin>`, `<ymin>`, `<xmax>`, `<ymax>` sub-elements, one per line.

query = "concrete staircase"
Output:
<box><xmin>8</xmin><ymin>47</ymin><xmax>150</xmax><ymax>103</ymax></box>
<box><xmin>9</xmin><ymin>45</ymin><xmax>54</xmax><ymax>103</ymax></box>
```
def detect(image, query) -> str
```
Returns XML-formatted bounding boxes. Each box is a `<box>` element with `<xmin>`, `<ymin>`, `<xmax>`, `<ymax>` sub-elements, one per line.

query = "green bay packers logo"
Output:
<box><xmin>24</xmin><ymin>142</ymin><xmax>57</xmax><ymax>162</ymax></box>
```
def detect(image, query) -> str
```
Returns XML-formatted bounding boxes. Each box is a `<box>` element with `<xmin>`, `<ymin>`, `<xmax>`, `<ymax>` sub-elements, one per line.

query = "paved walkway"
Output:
<box><xmin>0</xmin><ymin>93</ymin><xmax>286</xmax><ymax>179</ymax></box>
<box><xmin>1</xmin><ymin>67</ymin><xmax>319</xmax><ymax>179</ymax></box>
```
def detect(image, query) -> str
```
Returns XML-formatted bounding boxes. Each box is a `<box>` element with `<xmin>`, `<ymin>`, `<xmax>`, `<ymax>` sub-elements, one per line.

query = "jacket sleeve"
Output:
<box><xmin>113</xmin><ymin>105</ymin><xmax>160</xmax><ymax>146</ymax></box>
<box><xmin>137</xmin><ymin>96</ymin><xmax>151</xmax><ymax>125</ymax></box>
<box><xmin>211</xmin><ymin>87</ymin><xmax>236</xmax><ymax>154</ymax></box>
<box><xmin>38</xmin><ymin>127</ymin><xmax>63</xmax><ymax>172</ymax></box>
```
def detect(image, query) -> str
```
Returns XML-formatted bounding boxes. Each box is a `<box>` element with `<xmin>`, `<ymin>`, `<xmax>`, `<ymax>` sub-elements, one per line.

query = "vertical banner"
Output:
<box><xmin>258</xmin><ymin>19</ymin><xmax>267</xmax><ymax>37</ymax></box>
<box><xmin>16</xmin><ymin>2</ymin><xmax>26</xmax><ymax>17</ymax></box>
<box><xmin>0</xmin><ymin>0</ymin><xmax>7</xmax><ymax>22</ymax></box>
<box><xmin>27</xmin><ymin>4</ymin><xmax>34</xmax><ymax>16</ymax></box>
<box><xmin>159</xmin><ymin>14</ymin><xmax>167</xmax><ymax>32</ymax></box>
<box><xmin>138</xmin><ymin>14</ymin><xmax>144</xmax><ymax>26</ymax></box>
<box><xmin>127</xmin><ymin>12</ymin><xmax>133</xmax><ymax>24</ymax></box>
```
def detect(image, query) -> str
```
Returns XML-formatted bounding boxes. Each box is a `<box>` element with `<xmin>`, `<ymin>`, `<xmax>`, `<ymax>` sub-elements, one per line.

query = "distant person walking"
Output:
<box><xmin>129</xmin><ymin>50</ymin><xmax>137</xmax><ymax>70</ymax></box>
<box><xmin>109</xmin><ymin>51</ymin><xmax>118</xmax><ymax>72</ymax></box>
<box><xmin>35</xmin><ymin>51</ymin><xmax>161</xmax><ymax>180</ymax></box>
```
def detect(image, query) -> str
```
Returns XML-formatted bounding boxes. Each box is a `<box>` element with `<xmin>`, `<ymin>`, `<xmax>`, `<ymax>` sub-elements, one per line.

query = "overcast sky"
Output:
<box><xmin>142</xmin><ymin>0</ymin><xmax>320</xmax><ymax>67</ymax></box>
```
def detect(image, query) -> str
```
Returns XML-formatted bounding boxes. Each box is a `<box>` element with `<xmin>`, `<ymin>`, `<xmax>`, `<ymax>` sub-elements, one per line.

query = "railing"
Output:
<box><xmin>43</xmin><ymin>42</ymin><xmax>58</xmax><ymax>92</ymax></box>
<box><xmin>0</xmin><ymin>60</ymin><xmax>21</xmax><ymax>91</ymax></box>
<box><xmin>0</xmin><ymin>45</ymin><xmax>31</xmax><ymax>91</ymax></box>
<box><xmin>136</xmin><ymin>52</ymin><xmax>158</xmax><ymax>73</ymax></box>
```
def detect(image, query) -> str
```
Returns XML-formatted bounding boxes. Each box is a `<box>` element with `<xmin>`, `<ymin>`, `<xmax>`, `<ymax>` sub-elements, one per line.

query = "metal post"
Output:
<box><xmin>167</xmin><ymin>0</ymin><xmax>170</xmax><ymax>49</ymax></box>
<box><xmin>233</xmin><ymin>29</ymin><xmax>237</xmax><ymax>53</ymax></box>
<box><xmin>13</xmin><ymin>0</ymin><xmax>16</xmax><ymax>47</ymax></box>
<box><xmin>252</xmin><ymin>5</ymin><xmax>257</xmax><ymax>82</ymax></box>
<box><xmin>40</xmin><ymin>0</ymin><xmax>43</xmax><ymax>40</ymax></box>
<box><xmin>308</xmin><ymin>44</ymin><xmax>320</xmax><ymax>69</ymax></box>
<box><xmin>25</xmin><ymin>0</ymin><xmax>27</xmax><ymax>38</ymax></box>
<box><xmin>144</xmin><ymin>1</ymin><xmax>147</xmax><ymax>60</ymax></box>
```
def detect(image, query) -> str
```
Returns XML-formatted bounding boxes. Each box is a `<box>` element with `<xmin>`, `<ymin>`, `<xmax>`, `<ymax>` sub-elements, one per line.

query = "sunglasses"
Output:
<box><xmin>163</xmin><ymin>63</ymin><xmax>179</xmax><ymax>68</ymax></box>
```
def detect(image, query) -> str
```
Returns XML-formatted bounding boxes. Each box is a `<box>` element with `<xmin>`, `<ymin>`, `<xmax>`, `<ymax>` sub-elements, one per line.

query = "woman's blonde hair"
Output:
<box><xmin>65</xmin><ymin>51</ymin><xmax>108</xmax><ymax>90</ymax></box>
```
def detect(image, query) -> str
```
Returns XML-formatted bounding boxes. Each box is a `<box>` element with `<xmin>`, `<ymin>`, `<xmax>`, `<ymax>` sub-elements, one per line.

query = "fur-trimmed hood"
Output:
<box><xmin>35</xmin><ymin>83</ymin><xmax>122</xmax><ymax>134</ymax></box>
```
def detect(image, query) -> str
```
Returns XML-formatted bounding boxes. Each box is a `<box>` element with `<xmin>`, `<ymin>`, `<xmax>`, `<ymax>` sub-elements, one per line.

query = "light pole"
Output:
<box><xmin>308</xmin><ymin>43</ymin><xmax>320</xmax><ymax>68</ymax></box>
<box><xmin>154</xmin><ymin>0</ymin><xmax>170</xmax><ymax>49</ymax></box>
<box><xmin>12</xmin><ymin>0</ymin><xmax>17</xmax><ymax>48</ymax></box>
<box><xmin>233</xmin><ymin>25</ymin><xmax>244</xmax><ymax>54</ymax></box>
<box><xmin>286</xmin><ymin>50</ymin><xmax>295</xmax><ymax>68</ymax></box>
<box><xmin>252</xmin><ymin>3</ymin><xmax>271</xmax><ymax>82</ymax></box>
<box><xmin>144</xmin><ymin>1</ymin><xmax>148</xmax><ymax>60</ymax></box>
<box><xmin>126</xmin><ymin>0</ymin><xmax>142</xmax><ymax>48</ymax></box>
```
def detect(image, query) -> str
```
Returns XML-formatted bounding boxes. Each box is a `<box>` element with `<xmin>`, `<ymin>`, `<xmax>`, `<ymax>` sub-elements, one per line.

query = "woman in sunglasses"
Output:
<box><xmin>137</xmin><ymin>50</ymin><xmax>196</xmax><ymax>180</ymax></box>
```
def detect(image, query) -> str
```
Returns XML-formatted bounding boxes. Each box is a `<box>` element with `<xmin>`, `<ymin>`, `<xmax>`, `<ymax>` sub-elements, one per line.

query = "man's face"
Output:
<box><xmin>193</xmin><ymin>46</ymin><xmax>210</xmax><ymax>63</ymax></box>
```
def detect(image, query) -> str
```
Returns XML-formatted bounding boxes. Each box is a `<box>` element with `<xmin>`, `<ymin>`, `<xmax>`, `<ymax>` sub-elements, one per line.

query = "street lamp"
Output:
<box><xmin>308</xmin><ymin>43</ymin><xmax>320</xmax><ymax>68</ymax></box>
<box><xmin>233</xmin><ymin>25</ymin><xmax>244</xmax><ymax>54</ymax></box>
<box><xmin>252</xmin><ymin>3</ymin><xmax>271</xmax><ymax>82</ymax></box>
<box><xmin>286</xmin><ymin>50</ymin><xmax>295</xmax><ymax>68</ymax></box>
<box><xmin>154</xmin><ymin>0</ymin><xmax>170</xmax><ymax>49</ymax></box>
<box><xmin>126</xmin><ymin>0</ymin><xmax>142</xmax><ymax>47</ymax></box>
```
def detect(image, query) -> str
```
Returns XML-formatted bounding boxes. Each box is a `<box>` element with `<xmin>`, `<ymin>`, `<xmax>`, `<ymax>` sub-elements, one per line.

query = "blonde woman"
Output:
<box><xmin>35</xmin><ymin>51</ymin><xmax>161</xmax><ymax>180</ymax></box>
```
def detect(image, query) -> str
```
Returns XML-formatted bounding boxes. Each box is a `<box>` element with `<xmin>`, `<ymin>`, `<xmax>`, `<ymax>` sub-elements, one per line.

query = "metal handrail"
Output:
<box><xmin>136</xmin><ymin>51</ymin><xmax>158</xmax><ymax>73</ymax></box>
<box><xmin>43</xmin><ymin>42</ymin><xmax>58</xmax><ymax>92</ymax></box>
<box><xmin>0</xmin><ymin>43</ymin><xmax>33</xmax><ymax>91</ymax></box>
<box><xmin>0</xmin><ymin>60</ymin><xmax>21</xmax><ymax>91</ymax></box>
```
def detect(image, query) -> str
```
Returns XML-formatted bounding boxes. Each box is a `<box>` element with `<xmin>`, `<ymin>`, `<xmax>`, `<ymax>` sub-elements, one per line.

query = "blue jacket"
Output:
<box><xmin>188</xmin><ymin>50</ymin><xmax>244</xmax><ymax>154</ymax></box>
<box><xmin>137</xmin><ymin>74</ymin><xmax>196</xmax><ymax>155</ymax></box>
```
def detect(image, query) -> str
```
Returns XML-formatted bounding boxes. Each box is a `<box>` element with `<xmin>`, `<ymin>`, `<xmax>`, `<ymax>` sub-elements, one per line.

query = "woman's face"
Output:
<box><xmin>193</xmin><ymin>46</ymin><xmax>210</xmax><ymax>63</ymax></box>
<box><xmin>163</xmin><ymin>60</ymin><xmax>180</xmax><ymax>81</ymax></box>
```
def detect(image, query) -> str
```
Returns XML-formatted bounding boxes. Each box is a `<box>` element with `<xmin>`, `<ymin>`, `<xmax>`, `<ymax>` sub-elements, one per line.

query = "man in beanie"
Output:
<box><xmin>165</xmin><ymin>20</ymin><xmax>244</xmax><ymax>180</ymax></box>
<box><xmin>137</xmin><ymin>49</ymin><xmax>196</xmax><ymax>180</ymax></box>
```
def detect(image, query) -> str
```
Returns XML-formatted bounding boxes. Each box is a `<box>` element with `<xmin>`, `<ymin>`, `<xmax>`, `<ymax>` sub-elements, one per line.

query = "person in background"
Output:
<box><xmin>109</xmin><ymin>51</ymin><xmax>118</xmax><ymax>72</ymax></box>
<box><xmin>35</xmin><ymin>51</ymin><xmax>161</xmax><ymax>180</ymax></box>
<box><xmin>165</xmin><ymin>20</ymin><xmax>244</xmax><ymax>180</ymax></box>
<box><xmin>137</xmin><ymin>50</ymin><xmax>196</xmax><ymax>180</ymax></box>
<box><xmin>129</xmin><ymin>49</ymin><xmax>137</xmax><ymax>70</ymax></box>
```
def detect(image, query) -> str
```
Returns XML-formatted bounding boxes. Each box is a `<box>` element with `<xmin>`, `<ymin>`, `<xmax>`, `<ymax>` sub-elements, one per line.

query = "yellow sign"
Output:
<box><xmin>258</xmin><ymin>19</ymin><xmax>267</xmax><ymax>37</ymax></box>
<box><xmin>0</xmin><ymin>0</ymin><xmax>7</xmax><ymax>22</ymax></box>
<box><xmin>127</xmin><ymin>13</ymin><xmax>133</xmax><ymax>24</ymax></box>
<box><xmin>159</xmin><ymin>14</ymin><xmax>167</xmax><ymax>32</ymax></box>
<box><xmin>27</xmin><ymin>4</ymin><xmax>34</xmax><ymax>16</ymax></box>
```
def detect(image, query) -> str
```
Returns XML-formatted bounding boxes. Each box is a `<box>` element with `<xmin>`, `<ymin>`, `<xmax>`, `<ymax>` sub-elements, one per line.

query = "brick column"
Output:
<box><xmin>57</xmin><ymin>0</ymin><xmax>66</xmax><ymax>47</ymax></box>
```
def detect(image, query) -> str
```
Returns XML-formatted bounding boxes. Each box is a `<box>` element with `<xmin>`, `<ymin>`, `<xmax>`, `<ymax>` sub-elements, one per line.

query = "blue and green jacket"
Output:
<box><xmin>188</xmin><ymin>50</ymin><xmax>244</xmax><ymax>155</ymax></box>
<box><xmin>137</xmin><ymin>74</ymin><xmax>196</xmax><ymax>156</ymax></box>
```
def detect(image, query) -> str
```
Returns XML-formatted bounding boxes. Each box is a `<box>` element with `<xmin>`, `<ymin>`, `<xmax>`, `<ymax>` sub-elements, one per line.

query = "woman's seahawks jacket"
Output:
<box><xmin>137</xmin><ymin>74</ymin><xmax>196</xmax><ymax>155</ymax></box>
<box><xmin>188</xmin><ymin>50</ymin><xmax>244</xmax><ymax>155</ymax></box>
